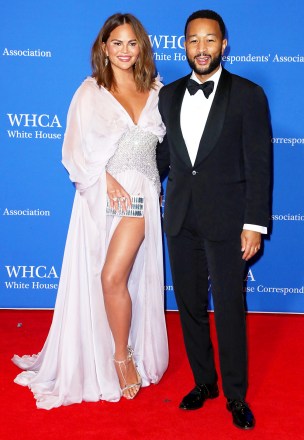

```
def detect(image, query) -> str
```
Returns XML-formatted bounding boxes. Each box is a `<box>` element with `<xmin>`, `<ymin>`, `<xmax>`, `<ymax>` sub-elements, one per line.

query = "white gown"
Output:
<box><xmin>12</xmin><ymin>77</ymin><xmax>169</xmax><ymax>410</ymax></box>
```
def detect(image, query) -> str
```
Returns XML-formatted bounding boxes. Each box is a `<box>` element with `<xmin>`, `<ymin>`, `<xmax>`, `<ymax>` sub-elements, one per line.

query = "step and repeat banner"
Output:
<box><xmin>1</xmin><ymin>0</ymin><xmax>303</xmax><ymax>312</ymax></box>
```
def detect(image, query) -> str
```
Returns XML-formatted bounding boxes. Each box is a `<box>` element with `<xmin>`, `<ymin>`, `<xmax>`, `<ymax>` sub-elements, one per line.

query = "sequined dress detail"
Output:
<box><xmin>106</xmin><ymin>126</ymin><xmax>161</xmax><ymax>194</ymax></box>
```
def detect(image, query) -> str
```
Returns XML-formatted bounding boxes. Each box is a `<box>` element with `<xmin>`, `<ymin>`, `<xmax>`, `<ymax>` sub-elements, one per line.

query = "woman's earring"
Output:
<box><xmin>105</xmin><ymin>56</ymin><xmax>109</xmax><ymax>67</ymax></box>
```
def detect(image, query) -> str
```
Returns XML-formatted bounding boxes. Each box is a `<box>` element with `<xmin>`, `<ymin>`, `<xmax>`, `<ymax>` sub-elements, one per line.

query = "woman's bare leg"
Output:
<box><xmin>101</xmin><ymin>216</ymin><xmax>145</xmax><ymax>398</ymax></box>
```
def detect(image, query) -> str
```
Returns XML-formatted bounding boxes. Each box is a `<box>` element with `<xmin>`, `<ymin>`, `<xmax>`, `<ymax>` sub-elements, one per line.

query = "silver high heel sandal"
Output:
<box><xmin>113</xmin><ymin>346</ymin><xmax>142</xmax><ymax>399</ymax></box>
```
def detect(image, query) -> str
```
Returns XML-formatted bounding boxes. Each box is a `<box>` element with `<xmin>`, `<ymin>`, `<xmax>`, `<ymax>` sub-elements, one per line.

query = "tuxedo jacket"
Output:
<box><xmin>157</xmin><ymin>68</ymin><xmax>272</xmax><ymax>241</ymax></box>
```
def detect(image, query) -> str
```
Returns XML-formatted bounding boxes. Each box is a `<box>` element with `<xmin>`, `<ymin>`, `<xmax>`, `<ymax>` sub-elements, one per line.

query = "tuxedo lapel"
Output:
<box><xmin>194</xmin><ymin>68</ymin><xmax>231</xmax><ymax>165</ymax></box>
<box><xmin>168</xmin><ymin>75</ymin><xmax>192</xmax><ymax>168</ymax></box>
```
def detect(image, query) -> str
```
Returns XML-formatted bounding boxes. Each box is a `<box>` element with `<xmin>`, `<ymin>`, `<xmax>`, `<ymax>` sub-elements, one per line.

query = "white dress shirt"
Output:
<box><xmin>180</xmin><ymin>66</ymin><xmax>267</xmax><ymax>234</ymax></box>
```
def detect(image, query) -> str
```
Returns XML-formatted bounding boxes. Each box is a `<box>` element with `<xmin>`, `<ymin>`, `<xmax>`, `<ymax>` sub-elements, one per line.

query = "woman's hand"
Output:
<box><xmin>106</xmin><ymin>172</ymin><xmax>131</xmax><ymax>212</ymax></box>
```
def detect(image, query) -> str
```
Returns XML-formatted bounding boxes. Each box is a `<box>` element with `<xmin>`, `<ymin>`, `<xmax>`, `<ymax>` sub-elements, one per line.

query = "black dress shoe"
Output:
<box><xmin>179</xmin><ymin>383</ymin><xmax>219</xmax><ymax>410</ymax></box>
<box><xmin>227</xmin><ymin>399</ymin><xmax>255</xmax><ymax>430</ymax></box>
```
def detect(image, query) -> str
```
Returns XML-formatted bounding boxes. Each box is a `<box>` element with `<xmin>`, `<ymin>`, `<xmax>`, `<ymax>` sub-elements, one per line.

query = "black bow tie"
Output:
<box><xmin>187</xmin><ymin>79</ymin><xmax>214</xmax><ymax>98</ymax></box>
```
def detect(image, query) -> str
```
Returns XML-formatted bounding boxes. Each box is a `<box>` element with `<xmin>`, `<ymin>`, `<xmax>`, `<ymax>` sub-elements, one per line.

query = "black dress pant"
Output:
<box><xmin>166</xmin><ymin>201</ymin><xmax>248</xmax><ymax>400</ymax></box>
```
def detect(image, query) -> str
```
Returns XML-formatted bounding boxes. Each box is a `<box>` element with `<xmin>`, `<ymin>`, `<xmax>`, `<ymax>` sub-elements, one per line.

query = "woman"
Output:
<box><xmin>12</xmin><ymin>13</ymin><xmax>168</xmax><ymax>409</ymax></box>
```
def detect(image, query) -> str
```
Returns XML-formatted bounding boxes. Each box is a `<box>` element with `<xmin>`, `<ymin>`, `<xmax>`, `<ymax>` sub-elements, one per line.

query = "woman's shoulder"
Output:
<box><xmin>75</xmin><ymin>76</ymin><xmax>100</xmax><ymax>96</ymax></box>
<box><xmin>152</xmin><ymin>75</ymin><xmax>164</xmax><ymax>92</ymax></box>
<box><xmin>71</xmin><ymin>76</ymin><xmax>106</xmax><ymax>109</ymax></box>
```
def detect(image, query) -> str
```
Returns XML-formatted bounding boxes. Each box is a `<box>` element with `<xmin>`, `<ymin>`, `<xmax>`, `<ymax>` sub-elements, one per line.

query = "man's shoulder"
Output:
<box><xmin>160</xmin><ymin>74</ymin><xmax>189</xmax><ymax>94</ymax></box>
<box><xmin>227</xmin><ymin>69</ymin><xmax>263</xmax><ymax>91</ymax></box>
<box><xmin>224</xmin><ymin>69</ymin><xmax>268</xmax><ymax>107</ymax></box>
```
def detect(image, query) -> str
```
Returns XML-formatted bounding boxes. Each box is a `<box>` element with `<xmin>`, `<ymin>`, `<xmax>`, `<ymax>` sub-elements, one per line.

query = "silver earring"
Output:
<box><xmin>105</xmin><ymin>56</ymin><xmax>108</xmax><ymax>67</ymax></box>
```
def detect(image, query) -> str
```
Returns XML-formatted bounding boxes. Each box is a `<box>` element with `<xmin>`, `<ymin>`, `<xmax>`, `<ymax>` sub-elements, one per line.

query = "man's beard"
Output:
<box><xmin>187</xmin><ymin>52</ymin><xmax>222</xmax><ymax>76</ymax></box>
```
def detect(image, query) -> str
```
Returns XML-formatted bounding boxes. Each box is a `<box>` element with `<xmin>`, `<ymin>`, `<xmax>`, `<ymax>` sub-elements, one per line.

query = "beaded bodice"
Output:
<box><xmin>106</xmin><ymin>126</ymin><xmax>161</xmax><ymax>193</ymax></box>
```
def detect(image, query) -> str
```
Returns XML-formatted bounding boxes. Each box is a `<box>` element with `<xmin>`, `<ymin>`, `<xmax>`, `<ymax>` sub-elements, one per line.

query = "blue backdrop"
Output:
<box><xmin>1</xmin><ymin>0</ymin><xmax>303</xmax><ymax>312</ymax></box>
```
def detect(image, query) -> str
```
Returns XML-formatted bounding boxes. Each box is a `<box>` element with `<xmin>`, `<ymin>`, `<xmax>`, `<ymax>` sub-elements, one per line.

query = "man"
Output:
<box><xmin>157</xmin><ymin>10</ymin><xmax>271</xmax><ymax>430</ymax></box>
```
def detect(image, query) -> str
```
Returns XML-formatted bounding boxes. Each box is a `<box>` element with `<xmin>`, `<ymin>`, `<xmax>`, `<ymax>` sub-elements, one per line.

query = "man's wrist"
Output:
<box><xmin>243</xmin><ymin>224</ymin><xmax>267</xmax><ymax>234</ymax></box>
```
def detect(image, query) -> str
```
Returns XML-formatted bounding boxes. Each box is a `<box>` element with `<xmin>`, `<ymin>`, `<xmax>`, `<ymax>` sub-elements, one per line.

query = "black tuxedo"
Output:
<box><xmin>157</xmin><ymin>68</ymin><xmax>271</xmax><ymax>399</ymax></box>
<box><xmin>157</xmin><ymin>68</ymin><xmax>271</xmax><ymax>240</ymax></box>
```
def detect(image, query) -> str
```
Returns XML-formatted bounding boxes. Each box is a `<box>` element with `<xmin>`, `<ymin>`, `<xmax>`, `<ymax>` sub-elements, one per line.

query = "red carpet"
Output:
<box><xmin>1</xmin><ymin>310</ymin><xmax>303</xmax><ymax>440</ymax></box>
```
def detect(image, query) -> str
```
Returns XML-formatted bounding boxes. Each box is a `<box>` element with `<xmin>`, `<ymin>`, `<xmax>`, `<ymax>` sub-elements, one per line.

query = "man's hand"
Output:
<box><xmin>241</xmin><ymin>230</ymin><xmax>261</xmax><ymax>261</ymax></box>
